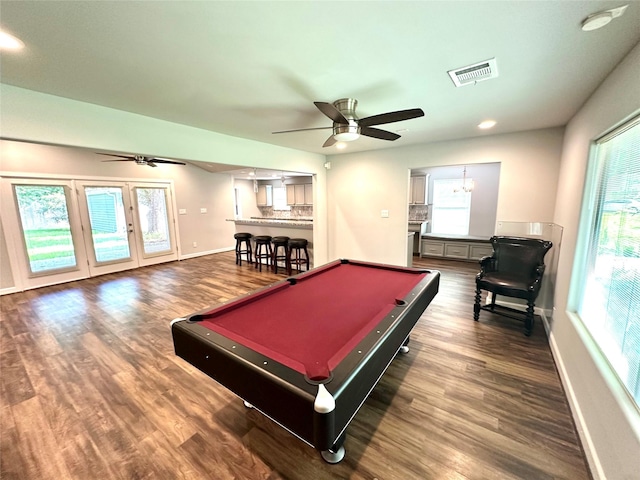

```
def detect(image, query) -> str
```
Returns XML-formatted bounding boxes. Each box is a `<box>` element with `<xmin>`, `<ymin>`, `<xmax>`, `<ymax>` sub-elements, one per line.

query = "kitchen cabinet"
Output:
<box><xmin>421</xmin><ymin>236</ymin><xmax>491</xmax><ymax>262</ymax></box>
<box><xmin>294</xmin><ymin>184</ymin><xmax>305</xmax><ymax>205</ymax></box>
<box><xmin>469</xmin><ymin>244</ymin><xmax>494</xmax><ymax>260</ymax></box>
<box><xmin>304</xmin><ymin>183</ymin><xmax>313</xmax><ymax>205</ymax></box>
<box><xmin>286</xmin><ymin>183</ymin><xmax>313</xmax><ymax>205</ymax></box>
<box><xmin>256</xmin><ymin>185</ymin><xmax>273</xmax><ymax>206</ymax></box>
<box><xmin>286</xmin><ymin>184</ymin><xmax>296</xmax><ymax>205</ymax></box>
<box><xmin>410</xmin><ymin>175</ymin><xmax>428</xmax><ymax>205</ymax></box>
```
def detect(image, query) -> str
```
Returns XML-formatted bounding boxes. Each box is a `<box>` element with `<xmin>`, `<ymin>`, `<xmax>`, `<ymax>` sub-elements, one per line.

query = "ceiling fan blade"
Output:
<box><xmin>360</xmin><ymin>126</ymin><xmax>401</xmax><ymax>141</ymax></box>
<box><xmin>101</xmin><ymin>159</ymin><xmax>135</xmax><ymax>162</ymax></box>
<box><xmin>97</xmin><ymin>153</ymin><xmax>134</xmax><ymax>160</ymax></box>
<box><xmin>358</xmin><ymin>108</ymin><xmax>424</xmax><ymax>127</ymax></box>
<box><xmin>314</xmin><ymin>102</ymin><xmax>349</xmax><ymax>125</ymax></box>
<box><xmin>147</xmin><ymin>162</ymin><xmax>158</xmax><ymax>168</ymax></box>
<box><xmin>322</xmin><ymin>135</ymin><xmax>337</xmax><ymax>148</ymax></box>
<box><xmin>272</xmin><ymin>126</ymin><xmax>333</xmax><ymax>134</ymax></box>
<box><xmin>151</xmin><ymin>158</ymin><xmax>186</xmax><ymax>165</ymax></box>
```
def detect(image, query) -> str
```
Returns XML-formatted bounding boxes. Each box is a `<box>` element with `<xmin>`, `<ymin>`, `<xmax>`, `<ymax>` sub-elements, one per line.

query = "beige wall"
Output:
<box><xmin>0</xmin><ymin>84</ymin><xmax>329</xmax><ymax>269</ymax></box>
<box><xmin>325</xmin><ymin>128</ymin><xmax>564</xmax><ymax>264</ymax></box>
<box><xmin>0</xmin><ymin>139</ymin><xmax>237</xmax><ymax>262</ymax></box>
<box><xmin>233</xmin><ymin>179</ymin><xmax>262</xmax><ymax>220</ymax></box>
<box><xmin>551</xmin><ymin>42</ymin><xmax>640</xmax><ymax>479</ymax></box>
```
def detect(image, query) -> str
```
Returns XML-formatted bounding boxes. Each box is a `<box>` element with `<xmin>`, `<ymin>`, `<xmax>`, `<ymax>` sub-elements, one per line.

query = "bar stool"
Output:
<box><xmin>234</xmin><ymin>233</ymin><xmax>252</xmax><ymax>266</ymax></box>
<box><xmin>271</xmin><ymin>236</ymin><xmax>290</xmax><ymax>274</ymax></box>
<box><xmin>287</xmin><ymin>238</ymin><xmax>309</xmax><ymax>275</ymax></box>
<box><xmin>254</xmin><ymin>235</ymin><xmax>273</xmax><ymax>272</ymax></box>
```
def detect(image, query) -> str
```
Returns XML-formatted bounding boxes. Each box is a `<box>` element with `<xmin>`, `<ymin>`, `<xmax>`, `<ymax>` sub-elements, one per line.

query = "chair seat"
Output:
<box><xmin>476</xmin><ymin>273</ymin><xmax>535</xmax><ymax>299</ymax></box>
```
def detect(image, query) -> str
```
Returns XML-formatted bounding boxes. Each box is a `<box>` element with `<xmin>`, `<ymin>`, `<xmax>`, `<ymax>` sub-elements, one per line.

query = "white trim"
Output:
<box><xmin>179</xmin><ymin>246</ymin><xmax>234</xmax><ymax>260</ymax></box>
<box><xmin>549</xmin><ymin>325</ymin><xmax>604</xmax><ymax>480</ymax></box>
<box><xmin>1</xmin><ymin>170</ymin><xmax>174</xmax><ymax>184</ymax></box>
<box><xmin>0</xmin><ymin>286</ymin><xmax>21</xmax><ymax>296</ymax></box>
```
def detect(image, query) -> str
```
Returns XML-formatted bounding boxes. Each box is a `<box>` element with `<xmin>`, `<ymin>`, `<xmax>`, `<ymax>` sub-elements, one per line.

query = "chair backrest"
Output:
<box><xmin>490</xmin><ymin>236</ymin><xmax>552</xmax><ymax>277</ymax></box>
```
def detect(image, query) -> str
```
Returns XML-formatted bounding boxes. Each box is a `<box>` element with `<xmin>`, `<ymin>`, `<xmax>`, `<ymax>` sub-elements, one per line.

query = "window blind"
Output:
<box><xmin>579</xmin><ymin>115</ymin><xmax>640</xmax><ymax>405</ymax></box>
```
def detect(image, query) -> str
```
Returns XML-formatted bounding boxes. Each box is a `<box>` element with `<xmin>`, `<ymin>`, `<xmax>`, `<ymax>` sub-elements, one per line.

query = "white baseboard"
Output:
<box><xmin>548</xmin><ymin>330</ymin><xmax>603</xmax><ymax>480</ymax></box>
<box><xmin>0</xmin><ymin>286</ymin><xmax>20</xmax><ymax>296</ymax></box>
<box><xmin>179</xmin><ymin>246</ymin><xmax>234</xmax><ymax>260</ymax></box>
<box><xmin>490</xmin><ymin>298</ymin><xmax>545</xmax><ymax>317</ymax></box>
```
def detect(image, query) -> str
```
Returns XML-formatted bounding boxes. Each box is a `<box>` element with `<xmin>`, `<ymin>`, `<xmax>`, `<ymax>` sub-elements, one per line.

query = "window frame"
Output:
<box><xmin>570</xmin><ymin>113</ymin><xmax>640</xmax><ymax>410</ymax></box>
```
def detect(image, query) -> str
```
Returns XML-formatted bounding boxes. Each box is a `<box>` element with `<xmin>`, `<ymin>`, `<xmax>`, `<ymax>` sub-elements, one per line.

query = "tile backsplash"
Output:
<box><xmin>409</xmin><ymin>204</ymin><xmax>429</xmax><ymax>221</ymax></box>
<box><xmin>258</xmin><ymin>206</ymin><xmax>313</xmax><ymax>219</ymax></box>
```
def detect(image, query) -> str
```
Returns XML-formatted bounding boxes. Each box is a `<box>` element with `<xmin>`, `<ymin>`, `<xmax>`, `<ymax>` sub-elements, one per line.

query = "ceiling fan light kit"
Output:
<box><xmin>273</xmin><ymin>97</ymin><xmax>424</xmax><ymax>148</ymax></box>
<box><xmin>98</xmin><ymin>153</ymin><xmax>185</xmax><ymax>167</ymax></box>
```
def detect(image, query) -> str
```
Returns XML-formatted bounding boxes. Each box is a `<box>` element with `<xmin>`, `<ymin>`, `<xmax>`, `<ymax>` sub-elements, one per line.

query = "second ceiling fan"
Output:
<box><xmin>273</xmin><ymin>98</ymin><xmax>424</xmax><ymax>147</ymax></box>
<box><xmin>98</xmin><ymin>153</ymin><xmax>186</xmax><ymax>168</ymax></box>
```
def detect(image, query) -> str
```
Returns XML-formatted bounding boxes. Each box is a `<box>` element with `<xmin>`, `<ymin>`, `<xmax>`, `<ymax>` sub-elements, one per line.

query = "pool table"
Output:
<box><xmin>171</xmin><ymin>258</ymin><xmax>440</xmax><ymax>463</ymax></box>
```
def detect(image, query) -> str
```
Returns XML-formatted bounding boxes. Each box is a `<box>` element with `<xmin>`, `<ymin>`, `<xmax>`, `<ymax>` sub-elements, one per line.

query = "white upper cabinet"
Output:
<box><xmin>410</xmin><ymin>175</ymin><xmax>428</xmax><ymax>205</ymax></box>
<box><xmin>286</xmin><ymin>183</ymin><xmax>313</xmax><ymax>205</ymax></box>
<box><xmin>256</xmin><ymin>185</ymin><xmax>273</xmax><ymax>206</ymax></box>
<box><xmin>304</xmin><ymin>183</ymin><xmax>313</xmax><ymax>205</ymax></box>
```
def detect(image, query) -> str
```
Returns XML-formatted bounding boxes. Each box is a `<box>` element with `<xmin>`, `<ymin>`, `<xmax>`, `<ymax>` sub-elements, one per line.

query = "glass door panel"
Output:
<box><xmin>77</xmin><ymin>182</ymin><xmax>139</xmax><ymax>276</ymax></box>
<box><xmin>133</xmin><ymin>186</ymin><xmax>177</xmax><ymax>263</ymax></box>
<box><xmin>0</xmin><ymin>178</ymin><xmax>89</xmax><ymax>291</ymax></box>
<box><xmin>14</xmin><ymin>184</ymin><xmax>78</xmax><ymax>274</ymax></box>
<box><xmin>84</xmin><ymin>186</ymin><xmax>132</xmax><ymax>263</ymax></box>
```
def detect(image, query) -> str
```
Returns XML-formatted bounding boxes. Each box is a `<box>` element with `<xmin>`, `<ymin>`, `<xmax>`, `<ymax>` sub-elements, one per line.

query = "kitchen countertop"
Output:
<box><xmin>421</xmin><ymin>233</ymin><xmax>490</xmax><ymax>242</ymax></box>
<box><xmin>228</xmin><ymin>218</ymin><xmax>313</xmax><ymax>229</ymax></box>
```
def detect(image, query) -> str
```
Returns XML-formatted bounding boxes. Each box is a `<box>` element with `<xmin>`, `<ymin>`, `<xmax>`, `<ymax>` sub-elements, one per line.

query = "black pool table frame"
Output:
<box><xmin>171</xmin><ymin>259</ymin><xmax>440</xmax><ymax>463</ymax></box>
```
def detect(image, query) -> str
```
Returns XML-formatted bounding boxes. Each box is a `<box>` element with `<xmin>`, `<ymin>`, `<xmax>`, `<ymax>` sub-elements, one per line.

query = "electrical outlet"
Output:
<box><xmin>192</xmin><ymin>242</ymin><xmax>197</xmax><ymax>248</ymax></box>
<box><xmin>381</xmin><ymin>209</ymin><xmax>389</xmax><ymax>218</ymax></box>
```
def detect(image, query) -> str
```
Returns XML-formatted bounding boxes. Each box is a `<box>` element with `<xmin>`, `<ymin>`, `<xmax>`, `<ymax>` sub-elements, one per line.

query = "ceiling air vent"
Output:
<box><xmin>448</xmin><ymin>58</ymin><xmax>498</xmax><ymax>87</ymax></box>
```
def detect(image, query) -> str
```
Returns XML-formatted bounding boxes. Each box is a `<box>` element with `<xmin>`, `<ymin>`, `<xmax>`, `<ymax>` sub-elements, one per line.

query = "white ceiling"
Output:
<box><xmin>1</xmin><ymin>1</ymin><xmax>639</xmax><ymax>162</ymax></box>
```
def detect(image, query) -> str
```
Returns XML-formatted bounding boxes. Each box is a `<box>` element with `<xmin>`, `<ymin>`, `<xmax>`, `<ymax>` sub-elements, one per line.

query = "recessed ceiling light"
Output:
<box><xmin>581</xmin><ymin>5</ymin><xmax>628</xmax><ymax>31</ymax></box>
<box><xmin>0</xmin><ymin>30</ymin><xmax>25</xmax><ymax>51</ymax></box>
<box><xmin>581</xmin><ymin>12</ymin><xmax>613</xmax><ymax>31</ymax></box>
<box><xmin>478</xmin><ymin>120</ymin><xmax>497</xmax><ymax>129</ymax></box>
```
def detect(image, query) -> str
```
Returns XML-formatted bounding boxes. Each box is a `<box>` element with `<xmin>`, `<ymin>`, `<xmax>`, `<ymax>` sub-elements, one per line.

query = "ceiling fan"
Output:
<box><xmin>98</xmin><ymin>153</ymin><xmax>186</xmax><ymax>167</ymax></box>
<box><xmin>273</xmin><ymin>98</ymin><xmax>424</xmax><ymax>147</ymax></box>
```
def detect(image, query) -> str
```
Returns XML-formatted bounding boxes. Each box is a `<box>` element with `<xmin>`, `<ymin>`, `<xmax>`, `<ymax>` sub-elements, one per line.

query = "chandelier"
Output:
<box><xmin>453</xmin><ymin>166</ymin><xmax>474</xmax><ymax>193</ymax></box>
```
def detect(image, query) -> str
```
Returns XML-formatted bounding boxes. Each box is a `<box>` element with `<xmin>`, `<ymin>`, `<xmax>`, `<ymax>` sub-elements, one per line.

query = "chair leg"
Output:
<box><xmin>474</xmin><ymin>287</ymin><xmax>482</xmax><ymax>321</ymax></box>
<box><xmin>524</xmin><ymin>301</ymin><xmax>535</xmax><ymax>336</ymax></box>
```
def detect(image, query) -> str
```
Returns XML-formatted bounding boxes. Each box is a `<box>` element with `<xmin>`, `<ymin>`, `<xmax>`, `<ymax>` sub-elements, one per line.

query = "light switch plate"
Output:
<box><xmin>178</xmin><ymin>209</ymin><xmax>187</xmax><ymax>215</ymax></box>
<box><xmin>200</xmin><ymin>208</ymin><xmax>207</xmax><ymax>214</ymax></box>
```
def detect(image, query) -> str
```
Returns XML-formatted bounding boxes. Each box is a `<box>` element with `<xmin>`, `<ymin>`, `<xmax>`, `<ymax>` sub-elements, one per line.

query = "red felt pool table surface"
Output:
<box><xmin>194</xmin><ymin>260</ymin><xmax>427</xmax><ymax>380</ymax></box>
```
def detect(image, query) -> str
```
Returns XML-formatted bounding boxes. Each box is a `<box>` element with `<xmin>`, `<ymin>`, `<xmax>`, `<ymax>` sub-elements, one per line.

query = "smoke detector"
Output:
<box><xmin>448</xmin><ymin>58</ymin><xmax>498</xmax><ymax>87</ymax></box>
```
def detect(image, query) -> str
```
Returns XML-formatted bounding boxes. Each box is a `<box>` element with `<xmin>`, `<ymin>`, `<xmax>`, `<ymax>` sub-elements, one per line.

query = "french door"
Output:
<box><xmin>1</xmin><ymin>177</ymin><xmax>178</xmax><ymax>291</ymax></box>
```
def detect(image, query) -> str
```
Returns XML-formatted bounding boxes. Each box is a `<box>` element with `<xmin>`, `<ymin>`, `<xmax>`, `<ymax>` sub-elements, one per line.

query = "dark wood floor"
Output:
<box><xmin>1</xmin><ymin>252</ymin><xmax>591</xmax><ymax>479</ymax></box>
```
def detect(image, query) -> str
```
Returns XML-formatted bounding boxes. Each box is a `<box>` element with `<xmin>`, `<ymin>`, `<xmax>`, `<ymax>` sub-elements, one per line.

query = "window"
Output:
<box><xmin>431</xmin><ymin>178</ymin><xmax>472</xmax><ymax>235</ymax></box>
<box><xmin>272</xmin><ymin>186</ymin><xmax>290</xmax><ymax>211</ymax></box>
<box><xmin>577</xmin><ymin>115</ymin><xmax>640</xmax><ymax>405</ymax></box>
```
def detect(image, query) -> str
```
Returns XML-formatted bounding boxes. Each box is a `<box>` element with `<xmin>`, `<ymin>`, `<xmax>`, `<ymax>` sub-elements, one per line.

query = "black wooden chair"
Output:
<box><xmin>474</xmin><ymin>236</ymin><xmax>552</xmax><ymax>336</ymax></box>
